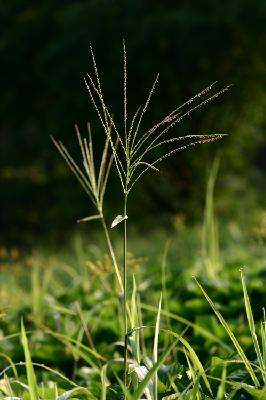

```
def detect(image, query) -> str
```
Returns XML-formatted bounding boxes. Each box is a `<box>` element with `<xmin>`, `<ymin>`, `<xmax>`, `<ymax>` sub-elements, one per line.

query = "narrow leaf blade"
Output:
<box><xmin>77</xmin><ymin>214</ymin><xmax>101</xmax><ymax>223</ymax></box>
<box><xmin>111</xmin><ymin>214</ymin><xmax>128</xmax><ymax>228</ymax></box>
<box><xmin>20</xmin><ymin>320</ymin><xmax>39</xmax><ymax>400</ymax></box>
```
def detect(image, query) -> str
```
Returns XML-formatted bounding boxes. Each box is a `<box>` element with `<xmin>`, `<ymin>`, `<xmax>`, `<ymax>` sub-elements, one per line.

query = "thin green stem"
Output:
<box><xmin>100</xmin><ymin>216</ymin><xmax>123</xmax><ymax>293</ymax></box>
<box><xmin>123</xmin><ymin>191</ymin><xmax>128</xmax><ymax>398</ymax></box>
<box><xmin>161</xmin><ymin>240</ymin><xmax>172</xmax><ymax>334</ymax></box>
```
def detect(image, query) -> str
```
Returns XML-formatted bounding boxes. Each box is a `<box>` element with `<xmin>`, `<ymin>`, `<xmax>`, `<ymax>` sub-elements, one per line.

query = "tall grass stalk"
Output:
<box><xmin>129</xmin><ymin>277</ymin><xmax>141</xmax><ymax>364</ymax></box>
<box><xmin>53</xmin><ymin>41</ymin><xmax>228</xmax><ymax>396</ymax></box>
<box><xmin>123</xmin><ymin>191</ymin><xmax>128</xmax><ymax>390</ymax></box>
<box><xmin>86</xmin><ymin>42</ymin><xmax>228</xmax><ymax>393</ymax></box>
<box><xmin>202</xmin><ymin>156</ymin><xmax>220</xmax><ymax>279</ymax></box>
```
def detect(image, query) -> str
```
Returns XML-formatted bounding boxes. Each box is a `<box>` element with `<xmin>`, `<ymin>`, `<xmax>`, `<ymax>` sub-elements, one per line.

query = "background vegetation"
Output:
<box><xmin>1</xmin><ymin>0</ymin><xmax>266</xmax><ymax>245</ymax></box>
<box><xmin>1</xmin><ymin>2</ymin><xmax>266</xmax><ymax>398</ymax></box>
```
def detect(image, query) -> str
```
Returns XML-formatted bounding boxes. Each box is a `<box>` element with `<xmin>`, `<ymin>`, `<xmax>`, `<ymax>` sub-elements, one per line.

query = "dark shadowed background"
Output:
<box><xmin>1</xmin><ymin>0</ymin><xmax>266</xmax><ymax>245</ymax></box>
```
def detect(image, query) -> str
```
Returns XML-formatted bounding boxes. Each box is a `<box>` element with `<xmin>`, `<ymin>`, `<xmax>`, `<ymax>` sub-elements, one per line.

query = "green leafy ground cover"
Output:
<box><xmin>1</xmin><ymin>218</ymin><xmax>266</xmax><ymax>399</ymax></box>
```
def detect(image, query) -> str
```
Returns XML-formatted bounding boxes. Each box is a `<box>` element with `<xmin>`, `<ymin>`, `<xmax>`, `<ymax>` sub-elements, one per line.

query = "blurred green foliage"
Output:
<box><xmin>1</xmin><ymin>223</ymin><xmax>266</xmax><ymax>397</ymax></box>
<box><xmin>1</xmin><ymin>0</ymin><xmax>266</xmax><ymax>243</ymax></box>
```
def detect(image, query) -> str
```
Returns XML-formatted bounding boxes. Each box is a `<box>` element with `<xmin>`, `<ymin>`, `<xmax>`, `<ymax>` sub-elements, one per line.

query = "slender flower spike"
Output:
<box><xmin>85</xmin><ymin>45</ymin><xmax>229</xmax><ymax>197</ymax></box>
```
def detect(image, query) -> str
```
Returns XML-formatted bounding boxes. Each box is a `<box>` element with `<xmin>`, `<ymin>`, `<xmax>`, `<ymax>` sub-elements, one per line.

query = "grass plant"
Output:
<box><xmin>7</xmin><ymin>44</ymin><xmax>266</xmax><ymax>399</ymax></box>
<box><xmin>52</xmin><ymin>42</ymin><xmax>228</xmax><ymax>396</ymax></box>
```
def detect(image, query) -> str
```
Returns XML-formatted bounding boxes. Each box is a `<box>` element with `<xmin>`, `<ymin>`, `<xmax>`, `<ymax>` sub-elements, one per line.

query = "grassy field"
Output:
<box><xmin>1</xmin><ymin>212</ymin><xmax>266</xmax><ymax>399</ymax></box>
<box><xmin>1</xmin><ymin>46</ymin><xmax>266</xmax><ymax>399</ymax></box>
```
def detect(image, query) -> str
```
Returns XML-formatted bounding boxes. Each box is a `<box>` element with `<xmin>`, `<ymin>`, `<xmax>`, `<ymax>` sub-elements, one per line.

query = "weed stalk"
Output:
<box><xmin>53</xmin><ymin>42</ymin><xmax>228</xmax><ymax>398</ymax></box>
<box><xmin>123</xmin><ymin>191</ymin><xmax>128</xmax><ymax>392</ymax></box>
<box><xmin>100</xmin><ymin>215</ymin><xmax>123</xmax><ymax>291</ymax></box>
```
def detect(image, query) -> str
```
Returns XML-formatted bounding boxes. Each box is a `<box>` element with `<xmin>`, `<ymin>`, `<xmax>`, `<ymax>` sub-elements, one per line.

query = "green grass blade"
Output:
<box><xmin>215</xmin><ymin>363</ymin><xmax>227</xmax><ymax>400</ymax></box>
<box><xmin>194</xmin><ymin>277</ymin><xmax>260</xmax><ymax>387</ymax></box>
<box><xmin>240</xmin><ymin>269</ymin><xmax>265</xmax><ymax>376</ymax></box>
<box><xmin>101</xmin><ymin>364</ymin><xmax>108</xmax><ymax>400</ymax></box>
<box><xmin>77</xmin><ymin>214</ymin><xmax>101</xmax><ymax>223</ymax></box>
<box><xmin>153</xmin><ymin>294</ymin><xmax>162</xmax><ymax>400</ymax></box>
<box><xmin>0</xmin><ymin>353</ymin><xmax>18</xmax><ymax>379</ymax></box>
<box><xmin>20</xmin><ymin>319</ymin><xmax>39</xmax><ymax>400</ymax></box>
<box><xmin>261</xmin><ymin>309</ymin><xmax>266</xmax><ymax>371</ymax></box>
<box><xmin>1</xmin><ymin>360</ymin><xmax>86</xmax><ymax>389</ymax></box>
